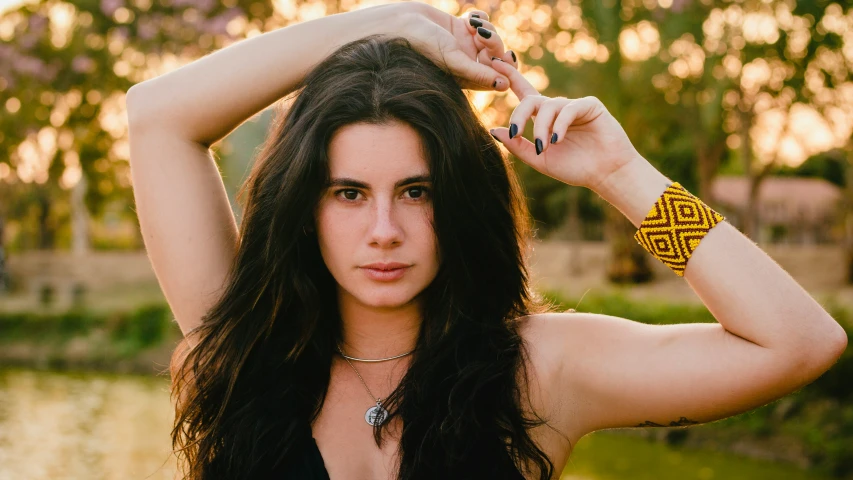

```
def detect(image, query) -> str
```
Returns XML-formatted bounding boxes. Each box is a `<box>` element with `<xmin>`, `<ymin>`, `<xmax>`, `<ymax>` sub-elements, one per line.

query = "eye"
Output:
<box><xmin>405</xmin><ymin>186</ymin><xmax>431</xmax><ymax>201</ymax></box>
<box><xmin>335</xmin><ymin>189</ymin><xmax>362</xmax><ymax>201</ymax></box>
<box><xmin>334</xmin><ymin>187</ymin><xmax>431</xmax><ymax>203</ymax></box>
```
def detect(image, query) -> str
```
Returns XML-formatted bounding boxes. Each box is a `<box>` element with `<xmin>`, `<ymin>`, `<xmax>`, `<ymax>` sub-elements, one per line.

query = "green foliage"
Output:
<box><xmin>0</xmin><ymin>303</ymin><xmax>179</xmax><ymax>358</ymax></box>
<box><xmin>541</xmin><ymin>288</ymin><xmax>718</xmax><ymax>325</ymax></box>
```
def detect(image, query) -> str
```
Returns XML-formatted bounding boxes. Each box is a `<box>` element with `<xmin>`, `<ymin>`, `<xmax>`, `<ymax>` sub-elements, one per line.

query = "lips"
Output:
<box><xmin>360</xmin><ymin>264</ymin><xmax>410</xmax><ymax>281</ymax></box>
<box><xmin>360</xmin><ymin>262</ymin><xmax>410</xmax><ymax>271</ymax></box>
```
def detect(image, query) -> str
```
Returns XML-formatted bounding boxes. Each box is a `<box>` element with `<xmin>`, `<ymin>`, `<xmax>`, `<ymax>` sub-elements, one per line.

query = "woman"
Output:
<box><xmin>126</xmin><ymin>2</ymin><xmax>847</xmax><ymax>479</ymax></box>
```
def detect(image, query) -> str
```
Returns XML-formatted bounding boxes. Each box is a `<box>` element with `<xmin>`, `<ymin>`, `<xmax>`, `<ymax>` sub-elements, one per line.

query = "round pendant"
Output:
<box><xmin>365</xmin><ymin>404</ymin><xmax>389</xmax><ymax>426</ymax></box>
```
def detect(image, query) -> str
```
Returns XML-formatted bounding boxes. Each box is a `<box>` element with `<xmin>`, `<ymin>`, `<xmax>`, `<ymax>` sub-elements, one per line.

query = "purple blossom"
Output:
<box><xmin>28</xmin><ymin>14</ymin><xmax>48</xmax><ymax>36</ymax></box>
<box><xmin>137</xmin><ymin>16</ymin><xmax>160</xmax><ymax>40</ymax></box>
<box><xmin>12</xmin><ymin>56</ymin><xmax>46</xmax><ymax>76</ymax></box>
<box><xmin>72</xmin><ymin>55</ymin><xmax>96</xmax><ymax>74</ymax></box>
<box><xmin>18</xmin><ymin>33</ymin><xmax>39</xmax><ymax>49</ymax></box>
<box><xmin>671</xmin><ymin>0</ymin><xmax>692</xmax><ymax>13</ymax></box>
<box><xmin>100</xmin><ymin>0</ymin><xmax>124</xmax><ymax>17</ymax></box>
<box><xmin>114</xmin><ymin>26</ymin><xmax>130</xmax><ymax>41</ymax></box>
<box><xmin>201</xmin><ymin>8</ymin><xmax>243</xmax><ymax>36</ymax></box>
<box><xmin>172</xmin><ymin>0</ymin><xmax>216</xmax><ymax>14</ymax></box>
<box><xmin>0</xmin><ymin>45</ymin><xmax>14</xmax><ymax>59</ymax></box>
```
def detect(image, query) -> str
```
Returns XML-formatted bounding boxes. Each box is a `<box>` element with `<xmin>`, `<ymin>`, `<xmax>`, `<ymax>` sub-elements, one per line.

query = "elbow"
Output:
<box><xmin>125</xmin><ymin>84</ymin><xmax>148</xmax><ymax>127</ymax></box>
<box><xmin>796</xmin><ymin>318</ymin><xmax>848</xmax><ymax>376</ymax></box>
<box><xmin>823</xmin><ymin>317</ymin><xmax>848</xmax><ymax>364</ymax></box>
<box><xmin>829</xmin><ymin>323</ymin><xmax>848</xmax><ymax>362</ymax></box>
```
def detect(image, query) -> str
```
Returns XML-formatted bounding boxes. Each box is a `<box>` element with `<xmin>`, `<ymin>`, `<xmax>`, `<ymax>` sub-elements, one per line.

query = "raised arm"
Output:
<box><xmin>126</xmin><ymin>2</ymin><xmax>509</xmax><ymax>147</ymax></box>
<box><xmin>486</xmin><ymin>58</ymin><xmax>847</xmax><ymax>444</ymax></box>
<box><xmin>125</xmin><ymin>2</ymin><xmax>511</xmax><ymax>343</ymax></box>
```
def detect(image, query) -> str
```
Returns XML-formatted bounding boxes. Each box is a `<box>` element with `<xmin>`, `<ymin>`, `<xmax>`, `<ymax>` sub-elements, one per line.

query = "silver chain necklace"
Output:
<box><xmin>336</xmin><ymin>345</ymin><xmax>414</xmax><ymax>426</ymax></box>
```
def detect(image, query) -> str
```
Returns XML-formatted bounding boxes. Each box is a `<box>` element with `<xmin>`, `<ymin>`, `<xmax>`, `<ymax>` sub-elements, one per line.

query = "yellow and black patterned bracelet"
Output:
<box><xmin>633</xmin><ymin>181</ymin><xmax>725</xmax><ymax>277</ymax></box>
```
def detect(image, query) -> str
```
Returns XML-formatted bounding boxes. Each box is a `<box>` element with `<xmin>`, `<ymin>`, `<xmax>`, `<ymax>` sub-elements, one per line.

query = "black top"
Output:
<box><xmin>286</xmin><ymin>426</ymin><xmax>526</xmax><ymax>479</ymax></box>
<box><xmin>300</xmin><ymin>436</ymin><xmax>332</xmax><ymax>480</ymax></box>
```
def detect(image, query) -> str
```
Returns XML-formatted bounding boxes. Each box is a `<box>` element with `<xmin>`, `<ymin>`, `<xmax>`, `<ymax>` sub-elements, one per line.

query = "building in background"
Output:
<box><xmin>711</xmin><ymin>176</ymin><xmax>844</xmax><ymax>245</ymax></box>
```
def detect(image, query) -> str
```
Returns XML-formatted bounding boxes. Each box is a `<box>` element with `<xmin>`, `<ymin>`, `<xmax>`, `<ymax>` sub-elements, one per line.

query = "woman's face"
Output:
<box><xmin>315</xmin><ymin>120</ymin><xmax>440</xmax><ymax>310</ymax></box>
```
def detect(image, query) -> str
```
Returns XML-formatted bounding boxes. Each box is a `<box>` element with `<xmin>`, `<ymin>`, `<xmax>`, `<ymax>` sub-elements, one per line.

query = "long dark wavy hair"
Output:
<box><xmin>168</xmin><ymin>35</ymin><xmax>567</xmax><ymax>479</ymax></box>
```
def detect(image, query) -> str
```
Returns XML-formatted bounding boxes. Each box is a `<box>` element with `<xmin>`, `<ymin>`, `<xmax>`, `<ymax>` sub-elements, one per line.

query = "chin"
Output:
<box><xmin>354</xmin><ymin>290</ymin><xmax>420</xmax><ymax>309</ymax></box>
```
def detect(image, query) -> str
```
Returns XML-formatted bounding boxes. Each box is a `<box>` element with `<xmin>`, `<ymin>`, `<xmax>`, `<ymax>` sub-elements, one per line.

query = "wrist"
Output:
<box><xmin>340</xmin><ymin>3</ymin><xmax>400</xmax><ymax>38</ymax></box>
<box><xmin>592</xmin><ymin>156</ymin><xmax>674</xmax><ymax>228</ymax></box>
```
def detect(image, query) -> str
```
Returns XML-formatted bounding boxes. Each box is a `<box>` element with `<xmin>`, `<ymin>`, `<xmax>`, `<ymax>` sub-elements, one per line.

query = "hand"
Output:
<box><xmin>487</xmin><ymin>59</ymin><xmax>643</xmax><ymax>191</ymax></box>
<box><xmin>390</xmin><ymin>3</ymin><xmax>514</xmax><ymax>91</ymax></box>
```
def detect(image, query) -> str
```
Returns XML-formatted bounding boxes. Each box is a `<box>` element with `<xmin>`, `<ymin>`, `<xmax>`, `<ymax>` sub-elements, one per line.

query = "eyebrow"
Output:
<box><xmin>327</xmin><ymin>174</ymin><xmax>432</xmax><ymax>190</ymax></box>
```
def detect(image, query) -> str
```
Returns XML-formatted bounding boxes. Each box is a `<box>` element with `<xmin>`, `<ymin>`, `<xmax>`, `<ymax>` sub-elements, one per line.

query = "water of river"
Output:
<box><xmin>0</xmin><ymin>368</ymin><xmax>832</xmax><ymax>480</ymax></box>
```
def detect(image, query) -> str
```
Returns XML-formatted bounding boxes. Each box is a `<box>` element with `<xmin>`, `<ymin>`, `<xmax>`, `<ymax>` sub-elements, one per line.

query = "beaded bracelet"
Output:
<box><xmin>633</xmin><ymin>181</ymin><xmax>725</xmax><ymax>277</ymax></box>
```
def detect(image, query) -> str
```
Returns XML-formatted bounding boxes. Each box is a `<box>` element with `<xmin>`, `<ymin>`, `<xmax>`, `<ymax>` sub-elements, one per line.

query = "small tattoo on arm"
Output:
<box><xmin>636</xmin><ymin>417</ymin><xmax>698</xmax><ymax>428</ymax></box>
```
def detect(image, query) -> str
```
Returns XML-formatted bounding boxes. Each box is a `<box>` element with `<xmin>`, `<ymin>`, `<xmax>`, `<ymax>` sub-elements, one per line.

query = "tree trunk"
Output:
<box><xmin>566</xmin><ymin>185</ymin><xmax>583</xmax><ymax>276</ymax></box>
<box><xmin>0</xmin><ymin>213</ymin><xmax>7</xmax><ymax>293</ymax></box>
<box><xmin>605</xmin><ymin>201</ymin><xmax>653</xmax><ymax>283</ymax></box>
<box><xmin>595</xmin><ymin>0</ymin><xmax>653</xmax><ymax>284</ymax></box>
<box><xmin>738</xmin><ymin>107</ymin><xmax>760</xmax><ymax>241</ymax></box>
<box><xmin>697</xmin><ymin>139</ymin><xmax>725</xmax><ymax>204</ymax></box>
<box><xmin>36</xmin><ymin>187</ymin><xmax>56</xmax><ymax>249</ymax></box>
<box><xmin>845</xmin><ymin>144</ymin><xmax>853</xmax><ymax>283</ymax></box>
<box><xmin>71</xmin><ymin>174</ymin><xmax>90</xmax><ymax>256</ymax></box>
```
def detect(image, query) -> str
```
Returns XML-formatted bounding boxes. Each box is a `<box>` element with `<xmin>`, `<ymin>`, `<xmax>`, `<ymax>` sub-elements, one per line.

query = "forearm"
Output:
<box><xmin>126</xmin><ymin>4</ymin><xmax>398</xmax><ymax>147</ymax></box>
<box><xmin>594</xmin><ymin>156</ymin><xmax>847</xmax><ymax>361</ymax></box>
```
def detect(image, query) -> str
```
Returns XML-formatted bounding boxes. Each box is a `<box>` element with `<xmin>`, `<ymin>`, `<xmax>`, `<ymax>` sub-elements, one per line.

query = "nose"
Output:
<box><xmin>369</xmin><ymin>197</ymin><xmax>403</xmax><ymax>247</ymax></box>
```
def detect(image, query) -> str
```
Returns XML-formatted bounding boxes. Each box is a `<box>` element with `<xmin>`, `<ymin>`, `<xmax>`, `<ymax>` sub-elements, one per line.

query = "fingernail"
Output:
<box><xmin>509</xmin><ymin>123</ymin><xmax>518</xmax><ymax>139</ymax></box>
<box><xmin>510</xmin><ymin>50</ymin><xmax>517</xmax><ymax>63</ymax></box>
<box><xmin>551</xmin><ymin>132</ymin><xmax>558</xmax><ymax>144</ymax></box>
<box><xmin>490</xmin><ymin>56</ymin><xmax>504</xmax><ymax>62</ymax></box>
<box><xmin>471</xmin><ymin>13</ymin><xmax>480</xmax><ymax>18</ymax></box>
<box><xmin>489</xmin><ymin>129</ymin><xmax>502</xmax><ymax>143</ymax></box>
<box><xmin>469</xmin><ymin>18</ymin><xmax>483</xmax><ymax>28</ymax></box>
<box><xmin>535</xmin><ymin>138</ymin><xmax>543</xmax><ymax>155</ymax></box>
<box><xmin>477</xmin><ymin>27</ymin><xmax>492</xmax><ymax>39</ymax></box>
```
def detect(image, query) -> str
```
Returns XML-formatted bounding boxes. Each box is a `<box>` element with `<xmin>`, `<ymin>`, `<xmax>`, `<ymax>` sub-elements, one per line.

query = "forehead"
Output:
<box><xmin>327</xmin><ymin>121</ymin><xmax>429</xmax><ymax>181</ymax></box>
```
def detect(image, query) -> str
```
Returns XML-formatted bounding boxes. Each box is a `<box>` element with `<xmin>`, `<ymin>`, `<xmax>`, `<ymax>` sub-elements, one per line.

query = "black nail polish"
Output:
<box><xmin>489</xmin><ymin>130</ymin><xmax>501</xmax><ymax>143</ymax></box>
<box><xmin>510</xmin><ymin>50</ymin><xmax>517</xmax><ymax>63</ymax></box>
<box><xmin>551</xmin><ymin>132</ymin><xmax>558</xmax><ymax>144</ymax></box>
<box><xmin>469</xmin><ymin>18</ymin><xmax>483</xmax><ymax>28</ymax></box>
<box><xmin>492</xmin><ymin>79</ymin><xmax>497</xmax><ymax>88</ymax></box>
<box><xmin>471</xmin><ymin>13</ymin><xmax>480</xmax><ymax>18</ymax></box>
<box><xmin>490</xmin><ymin>56</ymin><xmax>504</xmax><ymax>62</ymax></box>
<box><xmin>535</xmin><ymin>138</ymin><xmax>543</xmax><ymax>155</ymax></box>
<box><xmin>509</xmin><ymin>123</ymin><xmax>518</xmax><ymax>139</ymax></box>
<box><xmin>477</xmin><ymin>27</ymin><xmax>492</xmax><ymax>39</ymax></box>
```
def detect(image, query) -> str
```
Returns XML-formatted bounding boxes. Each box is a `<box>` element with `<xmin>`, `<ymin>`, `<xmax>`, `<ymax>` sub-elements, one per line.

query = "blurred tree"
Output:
<box><xmin>484</xmin><ymin>0</ymin><xmax>852</xmax><ymax>282</ymax></box>
<box><xmin>0</xmin><ymin>0</ymin><xmax>279</xmax><ymax>257</ymax></box>
<box><xmin>672</xmin><ymin>1</ymin><xmax>853</xmax><ymax>241</ymax></box>
<box><xmin>2</xmin><ymin>0</ymin><xmax>851</xmax><ymax>287</ymax></box>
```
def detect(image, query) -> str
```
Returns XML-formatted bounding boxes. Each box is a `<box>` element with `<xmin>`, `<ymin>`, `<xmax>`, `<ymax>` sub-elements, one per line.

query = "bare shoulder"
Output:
<box><xmin>515</xmin><ymin>310</ymin><xmax>590</xmax><ymax>377</ymax></box>
<box><xmin>514</xmin><ymin>311</ymin><xmax>592</xmax><ymax>447</ymax></box>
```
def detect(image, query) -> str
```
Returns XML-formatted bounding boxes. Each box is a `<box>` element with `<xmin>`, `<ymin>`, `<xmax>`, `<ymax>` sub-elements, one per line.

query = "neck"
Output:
<box><xmin>336</xmin><ymin>290</ymin><xmax>421</xmax><ymax>361</ymax></box>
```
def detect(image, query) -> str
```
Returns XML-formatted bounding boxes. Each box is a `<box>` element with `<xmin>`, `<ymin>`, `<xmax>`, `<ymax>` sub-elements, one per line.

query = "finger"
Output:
<box><xmin>488</xmin><ymin>58</ymin><xmax>539</xmax><ymax>101</ymax></box>
<box><xmin>489</xmin><ymin>127</ymin><xmax>550</xmax><ymax>176</ymax></box>
<box><xmin>489</xmin><ymin>50</ymin><xmax>518</xmax><ymax>70</ymax></box>
<box><xmin>467</xmin><ymin>17</ymin><xmax>495</xmax><ymax>37</ymax></box>
<box><xmin>471</xmin><ymin>26</ymin><xmax>506</xmax><ymax>60</ymax></box>
<box><xmin>478</xmin><ymin>48</ymin><xmax>493</xmax><ymax>65</ymax></box>
<box><xmin>531</xmin><ymin>97</ymin><xmax>570</xmax><ymax>155</ymax></box>
<box><xmin>466</xmin><ymin>16</ymin><xmax>493</xmax><ymax>34</ymax></box>
<box><xmin>503</xmin><ymin>49</ymin><xmax>518</xmax><ymax>67</ymax></box>
<box><xmin>466</xmin><ymin>9</ymin><xmax>489</xmax><ymax>21</ymax></box>
<box><xmin>443</xmin><ymin>49</ymin><xmax>509</xmax><ymax>91</ymax></box>
<box><xmin>508</xmin><ymin>95</ymin><xmax>547</xmax><ymax>144</ymax></box>
<box><xmin>552</xmin><ymin>96</ymin><xmax>605</xmax><ymax>141</ymax></box>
